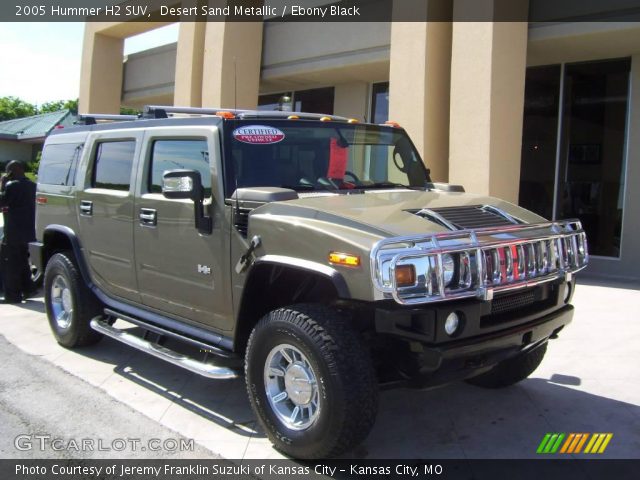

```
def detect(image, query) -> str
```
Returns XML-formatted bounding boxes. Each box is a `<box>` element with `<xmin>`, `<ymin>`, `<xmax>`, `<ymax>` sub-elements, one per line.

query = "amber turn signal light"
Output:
<box><xmin>328</xmin><ymin>252</ymin><xmax>360</xmax><ymax>267</ymax></box>
<box><xmin>395</xmin><ymin>264</ymin><xmax>416</xmax><ymax>287</ymax></box>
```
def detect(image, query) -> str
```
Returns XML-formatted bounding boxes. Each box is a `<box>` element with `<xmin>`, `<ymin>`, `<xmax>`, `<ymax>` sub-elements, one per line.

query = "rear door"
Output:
<box><xmin>76</xmin><ymin>130</ymin><xmax>143</xmax><ymax>302</ymax></box>
<box><xmin>133</xmin><ymin>126</ymin><xmax>232</xmax><ymax>330</ymax></box>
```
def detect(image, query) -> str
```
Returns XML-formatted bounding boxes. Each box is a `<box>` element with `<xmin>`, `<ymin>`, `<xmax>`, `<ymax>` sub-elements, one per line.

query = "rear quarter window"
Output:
<box><xmin>38</xmin><ymin>143</ymin><xmax>83</xmax><ymax>186</ymax></box>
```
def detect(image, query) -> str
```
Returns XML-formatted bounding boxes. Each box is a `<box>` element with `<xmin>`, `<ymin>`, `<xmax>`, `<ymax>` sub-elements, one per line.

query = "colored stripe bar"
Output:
<box><xmin>544</xmin><ymin>434</ymin><xmax>559</xmax><ymax>453</ymax></box>
<box><xmin>584</xmin><ymin>434</ymin><xmax>598</xmax><ymax>453</ymax></box>
<box><xmin>574</xmin><ymin>433</ymin><xmax>589</xmax><ymax>453</ymax></box>
<box><xmin>560</xmin><ymin>433</ymin><xmax>576</xmax><ymax>454</ymax></box>
<box><xmin>537</xmin><ymin>433</ymin><xmax>552</xmax><ymax>454</ymax></box>
<box><xmin>598</xmin><ymin>434</ymin><xmax>613</xmax><ymax>453</ymax></box>
<box><xmin>550</xmin><ymin>433</ymin><xmax>565</xmax><ymax>453</ymax></box>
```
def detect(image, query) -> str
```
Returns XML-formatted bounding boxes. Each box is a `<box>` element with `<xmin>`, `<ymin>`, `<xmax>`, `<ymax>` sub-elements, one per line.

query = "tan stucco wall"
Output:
<box><xmin>389</xmin><ymin>20</ymin><xmax>451</xmax><ymax>183</ymax></box>
<box><xmin>174</xmin><ymin>22</ymin><xmax>206</xmax><ymax>107</ymax></box>
<box><xmin>449</xmin><ymin>21</ymin><xmax>528</xmax><ymax>203</ymax></box>
<box><xmin>0</xmin><ymin>141</ymin><xmax>34</xmax><ymax>165</ymax></box>
<box><xmin>201</xmin><ymin>22</ymin><xmax>263</xmax><ymax>109</ymax></box>
<box><xmin>333</xmin><ymin>82</ymin><xmax>369</xmax><ymax>120</ymax></box>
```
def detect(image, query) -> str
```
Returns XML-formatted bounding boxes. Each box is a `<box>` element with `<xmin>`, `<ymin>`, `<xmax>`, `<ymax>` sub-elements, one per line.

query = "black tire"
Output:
<box><xmin>245</xmin><ymin>304</ymin><xmax>378</xmax><ymax>459</ymax></box>
<box><xmin>44</xmin><ymin>251</ymin><xmax>103</xmax><ymax>348</ymax></box>
<box><xmin>466</xmin><ymin>342</ymin><xmax>548</xmax><ymax>389</ymax></box>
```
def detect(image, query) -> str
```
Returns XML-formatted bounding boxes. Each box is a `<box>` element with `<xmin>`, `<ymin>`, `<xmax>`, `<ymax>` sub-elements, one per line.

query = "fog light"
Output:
<box><xmin>563</xmin><ymin>282</ymin><xmax>572</xmax><ymax>303</ymax></box>
<box><xmin>445</xmin><ymin>312</ymin><xmax>460</xmax><ymax>336</ymax></box>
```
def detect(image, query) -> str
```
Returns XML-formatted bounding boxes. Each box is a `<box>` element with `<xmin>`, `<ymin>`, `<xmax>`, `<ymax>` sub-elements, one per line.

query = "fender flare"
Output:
<box><xmin>251</xmin><ymin>254</ymin><xmax>351</xmax><ymax>299</ymax></box>
<box><xmin>40</xmin><ymin>225</ymin><xmax>94</xmax><ymax>287</ymax></box>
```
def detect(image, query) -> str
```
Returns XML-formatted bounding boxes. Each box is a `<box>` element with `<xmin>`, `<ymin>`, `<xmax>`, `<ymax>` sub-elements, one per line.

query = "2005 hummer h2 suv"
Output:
<box><xmin>31</xmin><ymin>106</ymin><xmax>588</xmax><ymax>459</ymax></box>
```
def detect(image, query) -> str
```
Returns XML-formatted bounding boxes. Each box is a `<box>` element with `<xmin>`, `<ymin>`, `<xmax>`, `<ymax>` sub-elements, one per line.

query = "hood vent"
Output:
<box><xmin>410</xmin><ymin>205</ymin><xmax>521</xmax><ymax>231</ymax></box>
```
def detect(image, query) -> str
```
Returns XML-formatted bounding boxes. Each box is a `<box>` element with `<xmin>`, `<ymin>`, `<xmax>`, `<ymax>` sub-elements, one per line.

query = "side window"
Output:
<box><xmin>38</xmin><ymin>143</ymin><xmax>82</xmax><ymax>186</ymax></box>
<box><xmin>92</xmin><ymin>141</ymin><xmax>135</xmax><ymax>191</ymax></box>
<box><xmin>149</xmin><ymin>139</ymin><xmax>211</xmax><ymax>196</ymax></box>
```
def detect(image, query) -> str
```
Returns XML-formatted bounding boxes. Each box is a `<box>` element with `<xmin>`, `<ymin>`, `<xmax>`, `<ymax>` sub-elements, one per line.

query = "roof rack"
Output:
<box><xmin>144</xmin><ymin>105</ymin><xmax>249</xmax><ymax>119</ymax></box>
<box><xmin>76</xmin><ymin>114</ymin><xmax>139</xmax><ymax>125</ymax></box>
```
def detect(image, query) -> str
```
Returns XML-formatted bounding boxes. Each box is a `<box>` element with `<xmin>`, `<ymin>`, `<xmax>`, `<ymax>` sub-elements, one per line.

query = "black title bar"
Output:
<box><xmin>3</xmin><ymin>0</ymin><xmax>640</xmax><ymax>22</ymax></box>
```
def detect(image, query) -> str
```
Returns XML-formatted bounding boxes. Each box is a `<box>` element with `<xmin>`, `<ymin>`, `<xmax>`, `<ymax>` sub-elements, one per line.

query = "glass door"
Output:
<box><xmin>519</xmin><ymin>58</ymin><xmax>630</xmax><ymax>257</ymax></box>
<box><xmin>557</xmin><ymin>59</ymin><xmax>630</xmax><ymax>257</ymax></box>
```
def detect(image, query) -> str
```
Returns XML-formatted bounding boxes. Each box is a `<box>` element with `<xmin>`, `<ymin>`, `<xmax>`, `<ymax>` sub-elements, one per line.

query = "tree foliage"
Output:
<box><xmin>40</xmin><ymin>98</ymin><xmax>78</xmax><ymax>114</ymax></box>
<box><xmin>0</xmin><ymin>96</ymin><xmax>36</xmax><ymax>121</ymax></box>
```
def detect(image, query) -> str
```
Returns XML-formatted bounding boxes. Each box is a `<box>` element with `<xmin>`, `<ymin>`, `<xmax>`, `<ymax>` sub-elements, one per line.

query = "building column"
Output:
<box><xmin>174</xmin><ymin>22</ymin><xmax>206</xmax><ymax>107</ymax></box>
<box><xmin>201</xmin><ymin>21</ymin><xmax>263</xmax><ymax>109</ymax></box>
<box><xmin>449</xmin><ymin>0</ymin><xmax>528</xmax><ymax>203</ymax></box>
<box><xmin>388</xmin><ymin>0</ymin><xmax>452</xmax><ymax>182</ymax></box>
<box><xmin>333</xmin><ymin>82</ymin><xmax>369</xmax><ymax>120</ymax></box>
<box><xmin>78</xmin><ymin>24</ymin><xmax>124</xmax><ymax>114</ymax></box>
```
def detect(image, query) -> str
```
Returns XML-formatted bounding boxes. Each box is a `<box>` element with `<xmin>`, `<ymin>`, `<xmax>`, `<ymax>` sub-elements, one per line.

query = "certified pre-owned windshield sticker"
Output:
<box><xmin>233</xmin><ymin>125</ymin><xmax>285</xmax><ymax>144</ymax></box>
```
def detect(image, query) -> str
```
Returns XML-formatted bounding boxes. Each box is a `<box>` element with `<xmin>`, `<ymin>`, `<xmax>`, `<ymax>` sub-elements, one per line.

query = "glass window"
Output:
<box><xmin>558</xmin><ymin>58</ymin><xmax>630</xmax><ymax>257</ymax></box>
<box><xmin>293</xmin><ymin>87</ymin><xmax>334</xmax><ymax>115</ymax></box>
<box><xmin>92</xmin><ymin>141</ymin><xmax>135</xmax><ymax>191</ymax></box>
<box><xmin>519</xmin><ymin>58</ymin><xmax>630</xmax><ymax>258</ymax></box>
<box><xmin>149</xmin><ymin>139</ymin><xmax>210</xmax><ymax>195</ymax></box>
<box><xmin>38</xmin><ymin>143</ymin><xmax>82</xmax><ymax>186</ymax></box>
<box><xmin>258</xmin><ymin>92</ymin><xmax>293</xmax><ymax>112</ymax></box>
<box><xmin>519</xmin><ymin>65</ymin><xmax>561</xmax><ymax>220</ymax></box>
<box><xmin>224</xmin><ymin>121</ymin><xmax>428</xmax><ymax>196</ymax></box>
<box><xmin>370</xmin><ymin>82</ymin><xmax>389</xmax><ymax>124</ymax></box>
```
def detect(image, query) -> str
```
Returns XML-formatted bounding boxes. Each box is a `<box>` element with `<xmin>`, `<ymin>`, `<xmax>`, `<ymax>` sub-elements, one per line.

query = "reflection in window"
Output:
<box><xmin>39</xmin><ymin>143</ymin><xmax>82</xmax><ymax>186</ymax></box>
<box><xmin>371</xmin><ymin>82</ymin><xmax>389</xmax><ymax>124</ymax></box>
<box><xmin>93</xmin><ymin>141</ymin><xmax>135</xmax><ymax>191</ymax></box>
<box><xmin>559</xmin><ymin>58</ymin><xmax>630</xmax><ymax>257</ymax></box>
<box><xmin>150</xmin><ymin>140</ymin><xmax>210</xmax><ymax>195</ymax></box>
<box><xmin>258</xmin><ymin>92</ymin><xmax>293</xmax><ymax>112</ymax></box>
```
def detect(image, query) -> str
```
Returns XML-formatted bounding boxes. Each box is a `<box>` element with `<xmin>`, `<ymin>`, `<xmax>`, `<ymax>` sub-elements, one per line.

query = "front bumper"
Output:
<box><xmin>372</xmin><ymin>281</ymin><xmax>574</xmax><ymax>388</ymax></box>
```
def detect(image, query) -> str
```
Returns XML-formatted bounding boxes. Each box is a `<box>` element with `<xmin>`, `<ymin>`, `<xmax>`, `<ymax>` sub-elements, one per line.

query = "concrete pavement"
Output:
<box><xmin>0</xmin><ymin>279</ymin><xmax>638</xmax><ymax>459</ymax></box>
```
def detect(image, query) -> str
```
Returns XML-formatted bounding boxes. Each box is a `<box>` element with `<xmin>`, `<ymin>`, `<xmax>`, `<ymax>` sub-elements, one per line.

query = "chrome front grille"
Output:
<box><xmin>371</xmin><ymin>220</ymin><xmax>588</xmax><ymax>305</ymax></box>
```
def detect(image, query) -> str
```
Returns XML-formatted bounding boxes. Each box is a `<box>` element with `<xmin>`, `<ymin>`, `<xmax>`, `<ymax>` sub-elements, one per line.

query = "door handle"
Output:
<box><xmin>80</xmin><ymin>200</ymin><xmax>93</xmax><ymax>216</ymax></box>
<box><xmin>139</xmin><ymin>208</ymin><xmax>157</xmax><ymax>227</ymax></box>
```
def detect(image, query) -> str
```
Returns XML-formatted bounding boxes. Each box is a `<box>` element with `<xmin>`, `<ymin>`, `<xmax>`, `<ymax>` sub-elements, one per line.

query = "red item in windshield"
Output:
<box><xmin>327</xmin><ymin>138</ymin><xmax>348</xmax><ymax>180</ymax></box>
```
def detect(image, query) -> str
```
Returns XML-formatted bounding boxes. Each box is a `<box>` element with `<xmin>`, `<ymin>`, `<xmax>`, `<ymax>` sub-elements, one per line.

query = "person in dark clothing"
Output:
<box><xmin>0</xmin><ymin>160</ymin><xmax>37</xmax><ymax>303</ymax></box>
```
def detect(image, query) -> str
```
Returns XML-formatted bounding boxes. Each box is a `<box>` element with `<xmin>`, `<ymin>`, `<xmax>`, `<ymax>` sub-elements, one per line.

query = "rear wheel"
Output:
<box><xmin>44</xmin><ymin>252</ymin><xmax>103</xmax><ymax>348</ymax></box>
<box><xmin>245</xmin><ymin>304</ymin><xmax>378</xmax><ymax>459</ymax></box>
<box><xmin>466</xmin><ymin>342</ymin><xmax>548</xmax><ymax>388</ymax></box>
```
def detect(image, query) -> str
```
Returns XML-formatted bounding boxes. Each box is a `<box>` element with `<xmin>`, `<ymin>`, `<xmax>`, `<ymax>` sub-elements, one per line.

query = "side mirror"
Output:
<box><xmin>162</xmin><ymin>169</ymin><xmax>203</xmax><ymax>201</ymax></box>
<box><xmin>162</xmin><ymin>169</ymin><xmax>212</xmax><ymax>234</ymax></box>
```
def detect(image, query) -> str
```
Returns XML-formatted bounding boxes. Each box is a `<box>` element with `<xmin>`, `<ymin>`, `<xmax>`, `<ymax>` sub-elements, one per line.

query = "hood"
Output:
<box><xmin>253</xmin><ymin>189</ymin><xmax>546</xmax><ymax>238</ymax></box>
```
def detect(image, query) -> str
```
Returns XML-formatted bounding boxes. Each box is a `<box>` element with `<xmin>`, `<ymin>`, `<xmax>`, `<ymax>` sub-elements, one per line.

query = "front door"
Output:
<box><xmin>133</xmin><ymin>127</ymin><xmax>232</xmax><ymax>331</ymax></box>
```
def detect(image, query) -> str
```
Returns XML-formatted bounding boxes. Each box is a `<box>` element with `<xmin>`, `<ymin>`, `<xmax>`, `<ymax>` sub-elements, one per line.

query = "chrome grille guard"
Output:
<box><xmin>371</xmin><ymin>220</ymin><xmax>588</xmax><ymax>305</ymax></box>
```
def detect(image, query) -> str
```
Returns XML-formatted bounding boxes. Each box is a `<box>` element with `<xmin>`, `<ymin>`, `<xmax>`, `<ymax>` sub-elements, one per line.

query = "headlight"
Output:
<box><xmin>442</xmin><ymin>254</ymin><xmax>455</xmax><ymax>286</ymax></box>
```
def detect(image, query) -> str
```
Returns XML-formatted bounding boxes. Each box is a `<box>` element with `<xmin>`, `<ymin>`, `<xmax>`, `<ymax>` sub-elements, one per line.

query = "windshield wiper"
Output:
<box><xmin>360</xmin><ymin>181</ymin><xmax>409</xmax><ymax>189</ymax></box>
<box><xmin>281</xmin><ymin>184</ymin><xmax>331</xmax><ymax>192</ymax></box>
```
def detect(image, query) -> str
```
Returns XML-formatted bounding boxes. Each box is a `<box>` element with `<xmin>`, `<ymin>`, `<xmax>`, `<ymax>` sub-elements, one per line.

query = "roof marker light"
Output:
<box><xmin>215</xmin><ymin>111</ymin><xmax>235</xmax><ymax>119</ymax></box>
<box><xmin>287</xmin><ymin>115</ymin><xmax>300</xmax><ymax>120</ymax></box>
<box><xmin>383</xmin><ymin>121</ymin><xmax>401</xmax><ymax>128</ymax></box>
<box><xmin>348</xmin><ymin>118</ymin><xmax>359</xmax><ymax>124</ymax></box>
<box><xmin>320</xmin><ymin>116</ymin><xmax>332</xmax><ymax>122</ymax></box>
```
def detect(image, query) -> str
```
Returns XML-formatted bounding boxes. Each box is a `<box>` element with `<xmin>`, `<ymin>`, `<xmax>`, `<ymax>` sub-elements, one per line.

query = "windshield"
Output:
<box><xmin>222</xmin><ymin>120</ymin><xmax>429</xmax><ymax>196</ymax></box>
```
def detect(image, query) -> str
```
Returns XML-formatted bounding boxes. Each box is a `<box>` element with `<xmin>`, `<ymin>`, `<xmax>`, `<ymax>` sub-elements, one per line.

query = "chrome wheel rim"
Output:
<box><xmin>51</xmin><ymin>275</ymin><xmax>73</xmax><ymax>330</ymax></box>
<box><xmin>264</xmin><ymin>344</ymin><xmax>320</xmax><ymax>431</ymax></box>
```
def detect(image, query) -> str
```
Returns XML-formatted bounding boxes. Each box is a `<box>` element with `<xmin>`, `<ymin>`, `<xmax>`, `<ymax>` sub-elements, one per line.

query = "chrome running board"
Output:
<box><xmin>90</xmin><ymin>318</ymin><xmax>239</xmax><ymax>379</ymax></box>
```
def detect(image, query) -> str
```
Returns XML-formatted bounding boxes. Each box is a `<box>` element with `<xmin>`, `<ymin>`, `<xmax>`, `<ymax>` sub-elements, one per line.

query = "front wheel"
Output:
<box><xmin>44</xmin><ymin>252</ymin><xmax>103</xmax><ymax>348</ymax></box>
<box><xmin>245</xmin><ymin>304</ymin><xmax>378</xmax><ymax>459</ymax></box>
<box><xmin>466</xmin><ymin>342</ymin><xmax>548</xmax><ymax>389</ymax></box>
